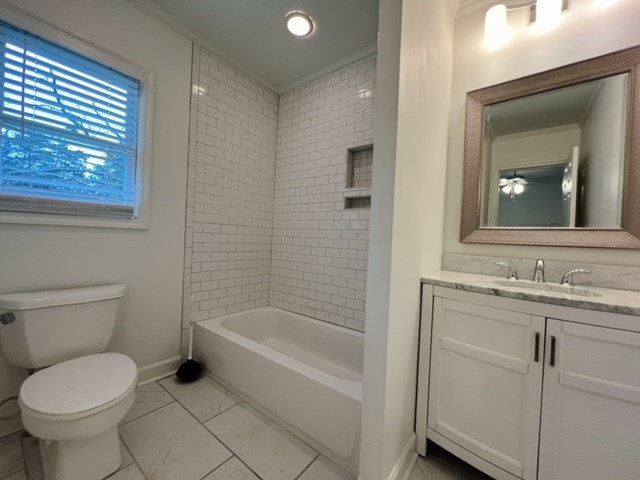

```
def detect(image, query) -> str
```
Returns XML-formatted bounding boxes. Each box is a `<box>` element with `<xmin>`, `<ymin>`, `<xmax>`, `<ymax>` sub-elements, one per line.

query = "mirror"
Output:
<box><xmin>460</xmin><ymin>45</ymin><xmax>640</xmax><ymax>248</ymax></box>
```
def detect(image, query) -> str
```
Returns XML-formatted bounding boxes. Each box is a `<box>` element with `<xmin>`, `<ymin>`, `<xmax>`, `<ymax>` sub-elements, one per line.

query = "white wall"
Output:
<box><xmin>444</xmin><ymin>0</ymin><xmax>640</xmax><ymax>265</ymax></box>
<box><xmin>0</xmin><ymin>0</ymin><xmax>191</xmax><ymax>435</ymax></box>
<box><xmin>182</xmin><ymin>45</ymin><xmax>278</xmax><ymax>353</ymax></box>
<box><xmin>271</xmin><ymin>55</ymin><xmax>376</xmax><ymax>332</ymax></box>
<box><xmin>580</xmin><ymin>74</ymin><xmax>628</xmax><ymax>227</ymax></box>
<box><xmin>359</xmin><ymin>0</ymin><xmax>456</xmax><ymax>478</ymax></box>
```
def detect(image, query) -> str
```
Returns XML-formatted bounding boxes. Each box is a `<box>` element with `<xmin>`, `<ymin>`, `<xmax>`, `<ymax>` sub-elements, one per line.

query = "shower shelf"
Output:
<box><xmin>343</xmin><ymin>187</ymin><xmax>372</xmax><ymax>199</ymax></box>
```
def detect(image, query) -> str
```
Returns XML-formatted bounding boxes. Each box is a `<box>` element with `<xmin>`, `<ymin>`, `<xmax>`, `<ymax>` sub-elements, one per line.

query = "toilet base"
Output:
<box><xmin>40</xmin><ymin>426</ymin><xmax>122</xmax><ymax>480</ymax></box>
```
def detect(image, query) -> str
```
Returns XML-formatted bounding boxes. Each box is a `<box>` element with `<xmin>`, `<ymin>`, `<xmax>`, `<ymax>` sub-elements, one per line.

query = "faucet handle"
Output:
<box><xmin>560</xmin><ymin>268</ymin><xmax>592</xmax><ymax>286</ymax></box>
<box><xmin>496</xmin><ymin>261</ymin><xmax>518</xmax><ymax>280</ymax></box>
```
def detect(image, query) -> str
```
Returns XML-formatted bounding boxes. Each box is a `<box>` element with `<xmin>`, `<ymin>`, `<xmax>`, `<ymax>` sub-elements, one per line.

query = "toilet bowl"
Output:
<box><xmin>19</xmin><ymin>353</ymin><xmax>137</xmax><ymax>480</ymax></box>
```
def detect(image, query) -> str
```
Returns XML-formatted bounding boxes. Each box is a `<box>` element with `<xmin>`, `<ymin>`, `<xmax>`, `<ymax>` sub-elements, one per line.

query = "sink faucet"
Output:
<box><xmin>532</xmin><ymin>259</ymin><xmax>545</xmax><ymax>282</ymax></box>
<box><xmin>560</xmin><ymin>268</ymin><xmax>592</xmax><ymax>286</ymax></box>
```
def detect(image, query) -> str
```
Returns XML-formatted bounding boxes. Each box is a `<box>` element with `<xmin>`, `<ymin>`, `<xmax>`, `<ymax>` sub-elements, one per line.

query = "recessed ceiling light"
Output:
<box><xmin>285</xmin><ymin>11</ymin><xmax>314</xmax><ymax>37</ymax></box>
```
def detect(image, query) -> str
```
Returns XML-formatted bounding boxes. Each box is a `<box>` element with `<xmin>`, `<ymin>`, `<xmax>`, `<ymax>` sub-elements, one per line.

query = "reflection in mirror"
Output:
<box><xmin>460</xmin><ymin>45</ymin><xmax>640</xmax><ymax>248</ymax></box>
<box><xmin>480</xmin><ymin>74</ymin><xmax>628</xmax><ymax>229</ymax></box>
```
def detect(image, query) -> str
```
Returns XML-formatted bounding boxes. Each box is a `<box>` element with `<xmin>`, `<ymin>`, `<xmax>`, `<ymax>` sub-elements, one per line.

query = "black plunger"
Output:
<box><xmin>176</xmin><ymin>322</ymin><xmax>202</xmax><ymax>382</ymax></box>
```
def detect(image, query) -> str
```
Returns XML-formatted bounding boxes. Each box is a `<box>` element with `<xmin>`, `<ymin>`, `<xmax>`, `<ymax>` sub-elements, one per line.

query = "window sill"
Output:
<box><xmin>0</xmin><ymin>211</ymin><xmax>149</xmax><ymax>229</ymax></box>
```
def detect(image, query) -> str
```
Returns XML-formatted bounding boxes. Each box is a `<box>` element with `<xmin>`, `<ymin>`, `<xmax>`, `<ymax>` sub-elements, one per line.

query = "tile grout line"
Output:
<box><xmin>155</xmin><ymin>382</ymin><xmax>266</xmax><ymax>480</ymax></box>
<box><xmin>199</xmin><ymin>401</ymin><xmax>317</xmax><ymax>480</ymax></box>
<box><xmin>156</xmin><ymin>379</ymin><xmax>242</xmax><ymax>424</ymax></box>
<box><xmin>116</xmin><ymin>433</ymin><xmax>149</xmax><ymax>480</ymax></box>
<box><xmin>119</xmin><ymin>399</ymin><xmax>177</xmax><ymax>426</ymax></box>
<box><xmin>293</xmin><ymin>452</ymin><xmax>321</xmax><ymax>480</ymax></box>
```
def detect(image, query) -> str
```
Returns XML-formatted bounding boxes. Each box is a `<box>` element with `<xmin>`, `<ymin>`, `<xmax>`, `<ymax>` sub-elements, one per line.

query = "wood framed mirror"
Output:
<box><xmin>460</xmin><ymin>45</ymin><xmax>640</xmax><ymax>248</ymax></box>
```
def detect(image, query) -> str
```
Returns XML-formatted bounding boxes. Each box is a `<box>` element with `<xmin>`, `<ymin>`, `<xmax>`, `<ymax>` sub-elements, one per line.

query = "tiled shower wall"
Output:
<box><xmin>182</xmin><ymin>45</ymin><xmax>278</xmax><ymax>353</ymax></box>
<box><xmin>183</xmin><ymin>48</ymin><xmax>375</xmax><ymax>352</ymax></box>
<box><xmin>269</xmin><ymin>55</ymin><xmax>376</xmax><ymax>332</ymax></box>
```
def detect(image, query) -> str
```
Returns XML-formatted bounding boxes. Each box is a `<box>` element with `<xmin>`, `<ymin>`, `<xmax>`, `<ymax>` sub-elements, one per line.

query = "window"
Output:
<box><xmin>0</xmin><ymin>19</ymin><xmax>149</xmax><ymax>225</ymax></box>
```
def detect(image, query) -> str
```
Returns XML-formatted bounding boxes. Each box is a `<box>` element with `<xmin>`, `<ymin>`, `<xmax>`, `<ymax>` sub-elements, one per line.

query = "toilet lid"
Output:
<box><xmin>20</xmin><ymin>353</ymin><xmax>137</xmax><ymax>416</ymax></box>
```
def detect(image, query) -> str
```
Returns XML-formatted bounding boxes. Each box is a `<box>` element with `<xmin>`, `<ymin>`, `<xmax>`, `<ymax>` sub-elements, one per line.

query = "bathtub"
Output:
<box><xmin>194</xmin><ymin>307</ymin><xmax>363</xmax><ymax>474</ymax></box>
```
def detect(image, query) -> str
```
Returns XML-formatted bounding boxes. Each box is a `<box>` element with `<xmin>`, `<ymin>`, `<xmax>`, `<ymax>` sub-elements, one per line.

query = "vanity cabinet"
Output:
<box><xmin>417</xmin><ymin>285</ymin><xmax>640</xmax><ymax>480</ymax></box>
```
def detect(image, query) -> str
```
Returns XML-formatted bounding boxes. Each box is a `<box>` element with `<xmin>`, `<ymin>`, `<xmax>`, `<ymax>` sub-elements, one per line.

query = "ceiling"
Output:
<box><xmin>138</xmin><ymin>0</ymin><xmax>380</xmax><ymax>93</ymax></box>
<box><xmin>486</xmin><ymin>79</ymin><xmax>607</xmax><ymax>137</ymax></box>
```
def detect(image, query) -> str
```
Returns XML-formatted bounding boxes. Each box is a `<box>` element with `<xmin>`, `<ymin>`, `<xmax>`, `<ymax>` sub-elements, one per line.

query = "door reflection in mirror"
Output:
<box><xmin>480</xmin><ymin>73</ymin><xmax>628</xmax><ymax>229</ymax></box>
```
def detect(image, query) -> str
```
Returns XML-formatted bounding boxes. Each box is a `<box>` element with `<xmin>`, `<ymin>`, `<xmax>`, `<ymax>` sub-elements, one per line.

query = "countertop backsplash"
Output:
<box><xmin>442</xmin><ymin>253</ymin><xmax>640</xmax><ymax>292</ymax></box>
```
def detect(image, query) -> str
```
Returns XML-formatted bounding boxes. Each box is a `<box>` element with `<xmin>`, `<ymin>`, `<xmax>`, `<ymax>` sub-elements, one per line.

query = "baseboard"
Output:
<box><xmin>137</xmin><ymin>356</ymin><xmax>181</xmax><ymax>385</ymax></box>
<box><xmin>357</xmin><ymin>433</ymin><xmax>417</xmax><ymax>480</ymax></box>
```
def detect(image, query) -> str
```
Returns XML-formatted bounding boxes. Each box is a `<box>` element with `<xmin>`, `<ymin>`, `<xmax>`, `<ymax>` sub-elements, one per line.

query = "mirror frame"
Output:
<box><xmin>460</xmin><ymin>45</ymin><xmax>640</xmax><ymax>248</ymax></box>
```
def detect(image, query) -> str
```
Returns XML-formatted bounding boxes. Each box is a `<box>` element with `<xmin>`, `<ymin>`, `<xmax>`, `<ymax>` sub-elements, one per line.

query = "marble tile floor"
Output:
<box><xmin>0</xmin><ymin>375</ymin><xmax>492</xmax><ymax>480</ymax></box>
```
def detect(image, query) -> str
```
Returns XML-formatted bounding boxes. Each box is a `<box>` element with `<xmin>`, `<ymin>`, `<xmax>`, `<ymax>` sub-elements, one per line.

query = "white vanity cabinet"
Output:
<box><xmin>416</xmin><ymin>284</ymin><xmax>640</xmax><ymax>480</ymax></box>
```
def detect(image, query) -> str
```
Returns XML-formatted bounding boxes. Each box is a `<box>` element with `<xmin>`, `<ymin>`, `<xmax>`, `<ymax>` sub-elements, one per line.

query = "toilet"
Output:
<box><xmin>0</xmin><ymin>285</ymin><xmax>137</xmax><ymax>480</ymax></box>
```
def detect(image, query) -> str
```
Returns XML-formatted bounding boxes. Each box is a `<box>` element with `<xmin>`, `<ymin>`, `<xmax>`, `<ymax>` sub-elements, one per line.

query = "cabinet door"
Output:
<box><xmin>539</xmin><ymin>320</ymin><xmax>640</xmax><ymax>480</ymax></box>
<box><xmin>428</xmin><ymin>297</ymin><xmax>544</xmax><ymax>480</ymax></box>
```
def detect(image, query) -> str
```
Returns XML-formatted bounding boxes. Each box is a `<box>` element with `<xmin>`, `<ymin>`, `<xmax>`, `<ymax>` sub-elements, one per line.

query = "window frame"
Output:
<box><xmin>0</xmin><ymin>5</ymin><xmax>154</xmax><ymax>229</ymax></box>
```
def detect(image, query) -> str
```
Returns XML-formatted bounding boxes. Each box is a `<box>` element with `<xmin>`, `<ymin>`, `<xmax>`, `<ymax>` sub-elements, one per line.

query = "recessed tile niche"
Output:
<box><xmin>344</xmin><ymin>145</ymin><xmax>373</xmax><ymax>209</ymax></box>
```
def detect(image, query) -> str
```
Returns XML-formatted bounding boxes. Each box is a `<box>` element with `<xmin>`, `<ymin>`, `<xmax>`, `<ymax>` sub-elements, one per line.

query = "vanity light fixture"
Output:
<box><xmin>484</xmin><ymin>0</ymin><xmax>567</xmax><ymax>49</ymax></box>
<box><xmin>484</xmin><ymin>4</ymin><xmax>510</xmax><ymax>49</ymax></box>
<box><xmin>285</xmin><ymin>11</ymin><xmax>314</xmax><ymax>37</ymax></box>
<box><xmin>533</xmin><ymin>0</ymin><xmax>563</xmax><ymax>31</ymax></box>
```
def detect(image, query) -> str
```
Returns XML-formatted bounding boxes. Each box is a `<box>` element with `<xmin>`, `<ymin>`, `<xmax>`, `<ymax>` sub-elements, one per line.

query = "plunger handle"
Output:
<box><xmin>187</xmin><ymin>322</ymin><xmax>195</xmax><ymax>360</ymax></box>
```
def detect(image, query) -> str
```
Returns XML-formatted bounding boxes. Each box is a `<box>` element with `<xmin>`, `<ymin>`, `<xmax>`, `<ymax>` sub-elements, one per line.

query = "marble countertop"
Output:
<box><xmin>422</xmin><ymin>271</ymin><xmax>640</xmax><ymax>316</ymax></box>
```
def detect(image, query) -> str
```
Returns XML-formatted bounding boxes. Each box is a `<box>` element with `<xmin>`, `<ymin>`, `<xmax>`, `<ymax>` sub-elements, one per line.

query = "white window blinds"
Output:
<box><xmin>0</xmin><ymin>20</ymin><xmax>141</xmax><ymax>219</ymax></box>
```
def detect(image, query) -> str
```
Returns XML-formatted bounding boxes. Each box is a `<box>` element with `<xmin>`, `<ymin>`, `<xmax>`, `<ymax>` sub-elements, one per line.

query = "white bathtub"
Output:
<box><xmin>194</xmin><ymin>307</ymin><xmax>363</xmax><ymax>474</ymax></box>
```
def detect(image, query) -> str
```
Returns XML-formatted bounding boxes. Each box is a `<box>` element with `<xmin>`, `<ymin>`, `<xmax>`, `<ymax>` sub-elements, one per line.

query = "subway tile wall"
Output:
<box><xmin>183</xmin><ymin>47</ymin><xmax>376</xmax><ymax>354</ymax></box>
<box><xmin>269</xmin><ymin>55</ymin><xmax>376</xmax><ymax>332</ymax></box>
<box><xmin>182</xmin><ymin>45</ymin><xmax>278</xmax><ymax>354</ymax></box>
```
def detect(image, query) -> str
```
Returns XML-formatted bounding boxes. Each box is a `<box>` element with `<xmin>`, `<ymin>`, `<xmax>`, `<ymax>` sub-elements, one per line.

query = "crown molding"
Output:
<box><xmin>130</xmin><ymin>0</ymin><xmax>377</xmax><ymax>96</ymax></box>
<box><xmin>279</xmin><ymin>43</ymin><xmax>377</xmax><ymax>95</ymax></box>
<box><xmin>130</xmin><ymin>0</ymin><xmax>279</xmax><ymax>93</ymax></box>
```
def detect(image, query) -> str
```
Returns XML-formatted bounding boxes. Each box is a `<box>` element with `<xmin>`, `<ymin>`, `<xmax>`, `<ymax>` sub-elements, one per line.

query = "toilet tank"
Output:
<box><xmin>0</xmin><ymin>284</ymin><xmax>126</xmax><ymax>369</ymax></box>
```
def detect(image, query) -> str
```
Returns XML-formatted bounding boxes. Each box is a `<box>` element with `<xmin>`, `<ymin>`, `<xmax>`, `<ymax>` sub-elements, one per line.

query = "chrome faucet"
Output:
<box><xmin>560</xmin><ymin>268</ymin><xmax>592</xmax><ymax>286</ymax></box>
<box><xmin>495</xmin><ymin>261</ymin><xmax>518</xmax><ymax>280</ymax></box>
<box><xmin>532</xmin><ymin>259</ymin><xmax>545</xmax><ymax>282</ymax></box>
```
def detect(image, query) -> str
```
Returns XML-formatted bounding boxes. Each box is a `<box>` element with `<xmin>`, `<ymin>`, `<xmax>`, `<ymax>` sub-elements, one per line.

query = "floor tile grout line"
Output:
<box><xmin>194</xmin><ymin>450</ymin><xmax>234</xmax><ymax>480</ymax></box>
<box><xmin>118</xmin><ymin>432</ymin><xmax>150</xmax><ymax>480</ymax></box>
<box><xmin>150</xmin><ymin>382</ymin><xmax>261</xmax><ymax>479</ymax></box>
<box><xmin>0</xmin><ymin>470</ymin><xmax>26</xmax><ymax>480</ymax></box>
<box><xmin>133</xmin><ymin>380</ymin><xmax>320</xmax><ymax>480</ymax></box>
<box><xmin>198</xmin><ymin>373</ymin><xmax>327</xmax><ymax>457</ymax></box>
<box><xmin>200</xmin><ymin>402</ymin><xmax>316</xmax><ymax>480</ymax></box>
<box><xmin>119</xmin><ymin>399</ymin><xmax>176</xmax><ymax>426</ymax></box>
<box><xmin>196</xmin><ymin>454</ymin><xmax>266</xmax><ymax>480</ymax></box>
<box><xmin>189</xmin><ymin>376</ymin><xmax>331</xmax><ymax>478</ymax></box>
<box><xmin>156</xmin><ymin>378</ymin><xmax>242</xmax><ymax>424</ymax></box>
<box><xmin>293</xmin><ymin>452</ymin><xmax>321</xmax><ymax>480</ymax></box>
<box><xmin>199</xmin><ymin>399</ymin><xmax>242</xmax><ymax>423</ymax></box>
<box><xmin>0</xmin><ymin>428</ymin><xmax>23</xmax><ymax>442</ymax></box>
<box><xmin>1</xmin><ymin>431</ymin><xmax>29</xmax><ymax>480</ymax></box>
<box><xmin>164</xmin><ymin>395</ymin><xmax>266</xmax><ymax>480</ymax></box>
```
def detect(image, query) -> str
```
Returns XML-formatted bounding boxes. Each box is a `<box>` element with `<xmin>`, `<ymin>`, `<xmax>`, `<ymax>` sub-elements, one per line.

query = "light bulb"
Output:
<box><xmin>285</xmin><ymin>12</ymin><xmax>314</xmax><ymax>37</ymax></box>
<box><xmin>513</xmin><ymin>183</ymin><xmax>525</xmax><ymax>194</ymax></box>
<box><xmin>484</xmin><ymin>4</ymin><xmax>510</xmax><ymax>49</ymax></box>
<box><xmin>501</xmin><ymin>185</ymin><xmax>512</xmax><ymax>194</ymax></box>
<box><xmin>535</xmin><ymin>0</ymin><xmax>562</xmax><ymax>32</ymax></box>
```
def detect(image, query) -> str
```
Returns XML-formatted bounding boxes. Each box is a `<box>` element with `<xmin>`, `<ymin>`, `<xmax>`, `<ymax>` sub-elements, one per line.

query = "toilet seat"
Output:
<box><xmin>19</xmin><ymin>352</ymin><xmax>137</xmax><ymax>420</ymax></box>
